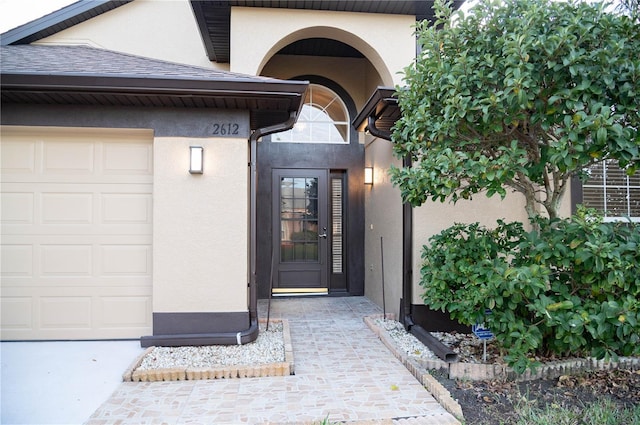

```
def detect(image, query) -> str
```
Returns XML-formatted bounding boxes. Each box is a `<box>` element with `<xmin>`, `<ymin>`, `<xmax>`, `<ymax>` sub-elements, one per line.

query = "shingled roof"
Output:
<box><xmin>1</xmin><ymin>44</ymin><xmax>308</xmax><ymax>130</ymax></box>
<box><xmin>1</xmin><ymin>1</ymin><xmax>464</xmax><ymax>63</ymax></box>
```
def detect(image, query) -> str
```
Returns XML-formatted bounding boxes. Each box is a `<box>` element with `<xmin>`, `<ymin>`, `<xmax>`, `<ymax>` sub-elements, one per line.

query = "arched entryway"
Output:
<box><xmin>253</xmin><ymin>25</ymin><xmax>394</xmax><ymax>298</ymax></box>
<box><xmin>256</xmin><ymin>79</ymin><xmax>364</xmax><ymax>298</ymax></box>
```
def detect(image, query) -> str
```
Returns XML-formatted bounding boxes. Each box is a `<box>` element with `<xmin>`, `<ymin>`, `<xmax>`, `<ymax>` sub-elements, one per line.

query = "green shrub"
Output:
<box><xmin>420</xmin><ymin>209</ymin><xmax>640</xmax><ymax>372</ymax></box>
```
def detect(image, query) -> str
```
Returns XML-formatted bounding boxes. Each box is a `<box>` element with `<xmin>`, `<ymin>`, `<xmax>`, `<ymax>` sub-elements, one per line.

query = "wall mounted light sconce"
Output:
<box><xmin>189</xmin><ymin>146</ymin><xmax>204</xmax><ymax>174</ymax></box>
<box><xmin>364</xmin><ymin>167</ymin><xmax>374</xmax><ymax>185</ymax></box>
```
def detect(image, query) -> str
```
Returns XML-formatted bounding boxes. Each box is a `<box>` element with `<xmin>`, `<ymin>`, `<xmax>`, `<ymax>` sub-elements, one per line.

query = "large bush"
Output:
<box><xmin>421</xmin><ymin>210</ymin><xmax>640</xmax><ymax>372</ymax></box>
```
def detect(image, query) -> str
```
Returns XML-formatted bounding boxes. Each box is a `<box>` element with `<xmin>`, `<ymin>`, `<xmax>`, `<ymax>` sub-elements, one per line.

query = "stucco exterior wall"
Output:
<box><xmin>261</xmin><ymin>55</ymin><xmax>380</xmax><ymax>111</ymax></box>
<box><xmin>364</xmin><ymin>136</ymin><xmax>404</xmax><ymax>317</ymax></box>
<box><xmin>152</xmin><ymin>136</ymin><xmax>248</xmax><ymax>313</ymax></box>
<box><xmin>35</xmin><ymin>0</ymin><xmax>218</xmax><ymax>70</ymax></box>
<box><xmin>230</xmin><ymin>7</ymin><xmax>415</xmax><ymax>87</ymax></box>
<box><xmin>411</xmin><ymin>194</ymin><xmax>529</xmax><ymax>304</ymax></box>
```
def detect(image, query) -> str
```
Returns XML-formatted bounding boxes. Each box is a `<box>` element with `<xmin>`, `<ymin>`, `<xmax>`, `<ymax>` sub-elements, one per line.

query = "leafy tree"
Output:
<box><xmin>616</xmin><ymin>0</ymin><xmax>639</xmax><ymax>22</ymax></box>
<box><xmin>391</xmin><ymin>0</ymin><xmax>639</xmax><ymax>220</ymax></box>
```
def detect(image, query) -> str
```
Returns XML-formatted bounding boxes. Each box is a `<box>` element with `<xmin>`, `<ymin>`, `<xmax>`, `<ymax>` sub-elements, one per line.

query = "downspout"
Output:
<box><xmin>140</xmin><ymin>111</ymin><xmax>299</xmax><ymax>349</ymax></box>
<box><xmin>248</xmin><ymin>111</ymin><xmax>299</xmax><ymax>325</ymax></box>
<box><xmin>366</xmin><ymin>112</ymin><xmax>457</xmax><ymax>363</ymax></box>
<box><xmin>367</xmin><ymin>115</ymin><xmax>391</xmax><ymax>140</ymax></box>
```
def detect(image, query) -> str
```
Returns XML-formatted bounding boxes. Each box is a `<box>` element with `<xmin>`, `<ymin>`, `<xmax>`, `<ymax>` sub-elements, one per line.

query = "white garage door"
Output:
<box><xmin>1</xmin><ymin>127</ymin><xmax>153</xmax><ymax>340</ymax></box>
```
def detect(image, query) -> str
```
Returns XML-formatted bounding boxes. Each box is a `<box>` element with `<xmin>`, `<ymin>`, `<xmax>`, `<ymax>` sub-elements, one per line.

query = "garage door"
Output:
<box><xmin>1</xmin><ymin>127</ymin><xmax>153</xmax><ymax>340</ymax></box>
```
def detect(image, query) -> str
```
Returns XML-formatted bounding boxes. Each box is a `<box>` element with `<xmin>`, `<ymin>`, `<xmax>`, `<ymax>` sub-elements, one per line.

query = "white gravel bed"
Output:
<box><xmin>374</xmin><ymin>318</ymin><xmax>439</xmax><ymax>361</ymax></box>
<box><xmin>136</xmin><ymin>317</ymin><xmax>486</xmax><ymax>372</ymax></box>
<box><xmin>137</xmin><ymin>322</ymin><xmax>285</xmax><ymax>371</ymax></box>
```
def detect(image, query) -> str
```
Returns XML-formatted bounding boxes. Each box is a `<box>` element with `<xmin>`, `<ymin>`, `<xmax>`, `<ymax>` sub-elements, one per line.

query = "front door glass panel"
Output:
<box><xmin>272</xmin><ymin>169</ymin><xmax>328</xmax><ymax>290</ymax></box>
<box><xmin>280</xmin><ymin>177</ymin><xmax>319</xmax><ymax>262</ymax></box>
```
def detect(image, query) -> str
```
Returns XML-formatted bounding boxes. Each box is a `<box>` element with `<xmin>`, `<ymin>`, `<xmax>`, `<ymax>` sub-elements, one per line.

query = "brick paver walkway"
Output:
<box><xmin>85</xmin><ymin>297</ymin><xmax>460</xmax><ymax>424</ymax></box>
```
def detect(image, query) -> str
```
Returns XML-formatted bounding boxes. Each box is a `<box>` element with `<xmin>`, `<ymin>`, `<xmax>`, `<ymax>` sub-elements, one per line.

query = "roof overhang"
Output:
<box><xmin>1</xmin><ymin>71</ymin><xmax>308</xmax><ymax>130</ymax></box>
<box><xmin>0</xmin><ymin>1</ymin><xmax>132</xmax><ymax>46</ymax></box>
<box><xmin>353</xmin><ymin>87</ymin><xmax>400</xmax><ymax>141</ymax></box>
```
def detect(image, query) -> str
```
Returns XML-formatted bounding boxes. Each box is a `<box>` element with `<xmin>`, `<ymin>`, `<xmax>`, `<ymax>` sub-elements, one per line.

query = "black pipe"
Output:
<box><xmin>140</xmin><ymin>318</ymin><xmax>259</xmax><ymax>348</ymax></box>
<box><xmin>367</xmin><ymin>115</ymin><xmax>392</xmax><ymax>140</ymax></box>
<box><xmin>410</xmin><ymin>324</ymin><xmax>458</xmax><ymax>363</ymax></box>
<box><xmin>249</xmin><ymin>110</ymin><xmax>299</xmax><ymax>321</ymax></box>
<box><xmin>365</xmin><ymin>102</ymin><xmax>458</xmax><ymax>363</ymax></box>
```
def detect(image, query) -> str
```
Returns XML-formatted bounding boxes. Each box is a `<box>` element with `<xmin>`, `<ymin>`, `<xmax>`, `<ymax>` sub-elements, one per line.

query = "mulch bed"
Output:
<box><xmin>428</xmin><ymin>334</ymin><xmax>640</xmax><ymax>424</ymax></box>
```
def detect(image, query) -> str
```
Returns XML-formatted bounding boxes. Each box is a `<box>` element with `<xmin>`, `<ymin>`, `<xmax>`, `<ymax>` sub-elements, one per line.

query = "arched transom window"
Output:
<box><xmin>273</xmin><ymin>84</ymin><xmax>350</xmax><ymax>144</ymax></box>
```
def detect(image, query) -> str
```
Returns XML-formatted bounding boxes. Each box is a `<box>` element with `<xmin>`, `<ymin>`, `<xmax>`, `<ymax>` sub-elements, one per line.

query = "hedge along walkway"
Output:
<box><xmin>86</xmin><ymin>297</ymin><xmax>460</xmax><ymax>425</ymax></box>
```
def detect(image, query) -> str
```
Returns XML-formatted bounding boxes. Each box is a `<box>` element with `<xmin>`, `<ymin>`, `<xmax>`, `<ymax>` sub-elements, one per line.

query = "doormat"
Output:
<box><xmin>123</xmin><ymin>319</ymin><xmax>294</xmax><ymax>382</ymax></box>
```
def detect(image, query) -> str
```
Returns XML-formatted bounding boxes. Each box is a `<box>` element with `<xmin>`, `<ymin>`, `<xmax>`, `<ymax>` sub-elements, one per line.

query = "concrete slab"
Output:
<box><xmin>1</xmin><ymin>340</ymin><xmax>144</xmax><ymax>425</ymax></box>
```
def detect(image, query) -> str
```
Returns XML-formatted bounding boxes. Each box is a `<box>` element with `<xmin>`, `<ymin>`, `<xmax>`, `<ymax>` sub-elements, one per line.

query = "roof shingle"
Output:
<box><xmin>0</xmin><ymin>44</ymin><xmax>275</xmax><ymax>83</ymax></box>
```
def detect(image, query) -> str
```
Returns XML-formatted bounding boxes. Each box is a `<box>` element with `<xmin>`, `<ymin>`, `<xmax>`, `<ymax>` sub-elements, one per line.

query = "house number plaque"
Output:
<box><xmin>210</xmin><ymin>120</ymin><xmax>249</xmax><ymax>138</ymax></box>
<box><xmin>212</xmin><ymin>123</ymin><xmax>240</xmax><ymax>136</ymax></box>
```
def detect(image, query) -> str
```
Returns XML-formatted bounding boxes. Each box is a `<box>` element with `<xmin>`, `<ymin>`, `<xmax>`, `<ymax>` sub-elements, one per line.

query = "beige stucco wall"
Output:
<box><xmin>230</xmin><ymin>7</ymin><xmax>415</xmax><ymax>87</ymax></box>
<box><xmin>411</xmin><ymin>193</ymin><xmax>529</xmax><ymax>304</ymax></box>
<box><xmin>152</xmin><ymin>136</ymin><xmax>248</xmax><ymax>313</ymax></box>
<box><xmin>363</xmin><ymin>134</ymin><xmax>532</xmax><ymax>308</ymax></box>
<box><xmin>364</xmin><ymin>136</ymin><xmax>404</xmax><ymax>317</ymax></box>
<box><xmin>35</xmin><ymin>0</ymin><xmax>219</xmax><ymax>70</ymax></box>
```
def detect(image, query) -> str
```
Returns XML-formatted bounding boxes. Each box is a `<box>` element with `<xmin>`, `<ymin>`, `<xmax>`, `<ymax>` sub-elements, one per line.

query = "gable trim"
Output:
<box><xmin>1</xmin><ymin>1</ymin><xmax>131</xmax><ymax>46</ymax></box>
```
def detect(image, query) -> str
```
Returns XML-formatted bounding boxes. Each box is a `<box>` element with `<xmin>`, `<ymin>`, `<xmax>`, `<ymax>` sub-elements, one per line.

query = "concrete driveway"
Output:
<box><xmin>1</xmin><ymin>340</ymin><xmax>144</xmax><ymax>425</ymax></box>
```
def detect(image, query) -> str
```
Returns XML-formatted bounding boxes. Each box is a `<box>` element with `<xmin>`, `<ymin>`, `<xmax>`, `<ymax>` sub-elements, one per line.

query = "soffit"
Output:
<box><xmin>192</xmin><ymin>0</ymin><xmax>465</xmax><ymax>62</ymax></box>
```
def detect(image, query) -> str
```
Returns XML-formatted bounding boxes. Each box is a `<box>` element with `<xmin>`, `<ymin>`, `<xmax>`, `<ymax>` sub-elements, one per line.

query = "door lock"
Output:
<box><xmin>318</xmin><ymin>227</ymin><xmax>328</xmax><ymax>239</ymax></box>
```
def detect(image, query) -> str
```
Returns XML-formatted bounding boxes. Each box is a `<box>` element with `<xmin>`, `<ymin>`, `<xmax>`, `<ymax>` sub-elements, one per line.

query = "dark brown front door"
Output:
<box><xmin>272</xmin><ymin>169</ymin><xmax>328</xmax><ymax>293</ymax></box>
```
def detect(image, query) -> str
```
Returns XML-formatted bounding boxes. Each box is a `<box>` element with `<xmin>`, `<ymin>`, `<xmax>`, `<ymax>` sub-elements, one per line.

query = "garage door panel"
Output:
<box><xmin>2</xmin><ymin>224</ymin><xmax>152</xmax><ymax>236</ymax></box>
<box><xmin>1</xmin><ymin>286</ymin><xmax>152</xmax><ymax>340</ymax></box>
<box><xmin>1</xmin><ymin>192</ymin><xmax>34</xmax><ymax>224</ymax></box>
<box><xmin>100</xmin><ymin>296</ymin><xmax>151</xmax><ymax>327</ymax></box>
<box><xmin>1</xmin><ymin>244</ymin><xmax>34</xmax><ymax>277</ymax></box>
<box><xmin>1</xmin><ymin>184</ymin><xmax>152</xmax><ymax>235</ymax></box>
<box><xmin>43</xmin><ymin>141</ymin><xmax>95</xmax><ymax>175</ymax></box>
<box><xmin>40</xmin><ymin>296</ymin><xmax>92</xmax><ymax>329</ymax></box>
<box><xmin>2</xmin><ymin>277</ymin><xmax>152</xmax><ymax>289</ymax></box>
<box><xmin>41</xmin><ymin>192</ymin><xmax>93</xmax><ymax>224</ymax></box>
<box><xmin>2</xmin><ymin>240</ymin><xmax>151</xmax><ymax>283</ymax></box>
<box><xmin>103</xmin><ymin>142</ymin><xmax>153</xmax><ymax>175</ymax></box>
<box><xmin>0</xmin><ymin>139</ymin><xmax>36</xmax><ymax>174</ymax></box>
<box><xmin>41</xmin><ymin>244</ymin><xmax>93</xmax><ymax>276</ymax></box>
<box><xmin>2</xmin><ymin>137</ymin><xmax>152</xmax><ymax>184</ymax></box>
<box><xmin>102</xmin><ymin>193</ymin><xmax>152</xmax><ymax>224</ymax></box>
<box><xmin>1</xmin><ymin>128</ymin><xmax>153</xmax><ymax>340</ymax></box>
<box><xmin>0</xmin><ymin>297</ymin><xmax>33</xmax><ymax>330</ymax></box>
<box><xmin>101</xmin><ymin>245</ymin><xmax>151</xmax><ymax>276</ymax></box>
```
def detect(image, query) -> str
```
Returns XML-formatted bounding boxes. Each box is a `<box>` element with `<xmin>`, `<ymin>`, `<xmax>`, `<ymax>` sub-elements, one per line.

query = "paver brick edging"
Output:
<box><xmin>364</xmin><ymin>316</ymin><xmax>463</xmax><ymax>422</ymax></box>
<box><xmin>122</xmin><ymin>318</ymin><xmax>294</xmax><ymax>382</ymax></box>
<box><xmin>365</xmin><ymin>315</ymin><xmax>640</xmax><ymax>381</ymax></box>
<box><xmin>448</xmin><ymin>355</ymin><xmax>640</xmax><ymax>382</ymax></box>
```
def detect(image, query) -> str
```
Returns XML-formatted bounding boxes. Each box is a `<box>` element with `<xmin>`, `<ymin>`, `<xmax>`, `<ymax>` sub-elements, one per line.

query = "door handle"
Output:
<box><xmin>318</xmin><ymin>227</ymin><xmax>328</xmax><ymax>239</ymax></box>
